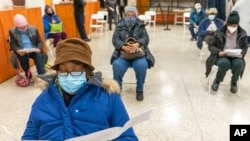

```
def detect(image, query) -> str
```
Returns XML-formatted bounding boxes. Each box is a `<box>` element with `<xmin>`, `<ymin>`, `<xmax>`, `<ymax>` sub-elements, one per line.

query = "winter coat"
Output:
<box><xmin>110</xmin><ymin>18</ymin><xmax>155</xmax><ymax>68</ymax></box>
<box><xmin>9</xmin><ymin>26</ymin><xmax>43</xmax><ymax>53</ymax></box>
<box><xmin>21</xmin><ymin>72</ymin><xmax>138</xmax><ymax>141</ymax></box>
<box><xmin>198</xmin><ymin>18</ymin><xmax>224</xmax><ymax>37</ymax></box>
<box><xmin>232</xmin><ymin>0</ymin><xmax>250</xmax><ymax>36</ymax></box>
<box><xmin>42</xmin><ymin>14</ymin><xmax>61</xmax><ymax>39</ymax></box>
<box><xmin>189</xmin><ymin>8</ymin><xmax>206</xmax><ymax>25</ymax></box>
<box><xmin>205</xmin><ymin>25</ymin><xmax>248</xmax><ymax>77</ymax></box>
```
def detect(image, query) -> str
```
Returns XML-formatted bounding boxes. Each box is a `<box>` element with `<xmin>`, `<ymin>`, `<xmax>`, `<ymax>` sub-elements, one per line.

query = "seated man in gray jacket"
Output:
<box><xmin>9</xmin><ymin>14</ymin><xmax>46</xmax><ymax>85</ymax></box>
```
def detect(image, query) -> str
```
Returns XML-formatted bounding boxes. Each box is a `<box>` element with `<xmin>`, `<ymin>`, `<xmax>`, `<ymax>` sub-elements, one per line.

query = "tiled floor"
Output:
<box><xmin>1</xmin><ymin>25</ymin><xmax>250</xmax><ymax>141</ymax></box>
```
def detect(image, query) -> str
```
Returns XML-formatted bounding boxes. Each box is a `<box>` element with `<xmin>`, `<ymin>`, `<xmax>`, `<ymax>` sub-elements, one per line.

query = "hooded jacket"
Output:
<box><xmin>21</xmin><ymin>72</ymin><xmax>138</xmax><ymax>141</ymax></box>
<box><xmin>205</xmin><ymin>25</ymin><xmax>248</xmax><ymax>77</ymax></box>
<box><xmin>111</xmin><ymin>18</ymin><xmax>155</xmax><ymax>68</ymax></box>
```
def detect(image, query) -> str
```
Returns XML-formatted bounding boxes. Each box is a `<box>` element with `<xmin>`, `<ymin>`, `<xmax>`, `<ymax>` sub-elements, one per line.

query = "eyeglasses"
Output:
<box><xmin>57</xmin><ymin>71</ymin><xmax>84</xmax><ymax>77</ymax></box>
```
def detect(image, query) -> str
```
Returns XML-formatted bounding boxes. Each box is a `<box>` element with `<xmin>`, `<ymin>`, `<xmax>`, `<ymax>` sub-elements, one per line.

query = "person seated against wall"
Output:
<box><xmin>197</xmin><ymin>8</ymin><xmax>224</xmax><ymax>50</ymax></box>
<box><xmin>9</xmin><ymin>14</ymin><xmax>46</xmax><ymax>86</ymax></box>
<box><xmin>21</xmin><ymin>38</ymin><xmax>138</xmax><ymax>140</ymax></box>
<box><xmin>189</xmin><ymin>3</ymin><xmax>206</xmax><ymax>41</ymax></box>
<box><xmin>43</xmin><ymin>5</ymin><xmax>67</xmax><ymax>47</ymax></box>
<box><xmin>111</xmin><ymin>6</ymin><xmax>155</xmax><ymax>101</ymax></box>
<box><xmin>205</xmin><ymin>11</ymin><xmax>248</xmax><ymax>94</ymax></box>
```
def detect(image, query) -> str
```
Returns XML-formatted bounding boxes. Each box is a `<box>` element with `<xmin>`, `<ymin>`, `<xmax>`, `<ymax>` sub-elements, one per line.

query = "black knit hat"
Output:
<box><xmin>227</xmin><ymin>11</ymin><xmax>240</xmax><ymax>25</ymax></box>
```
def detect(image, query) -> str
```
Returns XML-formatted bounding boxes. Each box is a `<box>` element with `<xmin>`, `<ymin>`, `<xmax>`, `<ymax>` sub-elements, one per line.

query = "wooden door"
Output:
<box><xmin>136</xmin><ymin>0</ymin><xmax>149</xmax><ymax>14</ymax></box>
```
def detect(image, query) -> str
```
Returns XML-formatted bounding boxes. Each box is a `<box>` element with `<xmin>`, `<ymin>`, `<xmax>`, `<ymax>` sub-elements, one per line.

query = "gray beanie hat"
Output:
<box><xmin>124</xmin><ymin>6</ymin><xmax>138</xmax><ymax>16</ymax></box>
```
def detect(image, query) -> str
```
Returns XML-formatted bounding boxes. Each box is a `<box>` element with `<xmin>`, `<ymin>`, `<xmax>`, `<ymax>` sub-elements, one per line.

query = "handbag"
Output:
<box><xmin>15</xmin><ymin>69</ymin><xmax>30</xmax><ymax>87</ymax></box>
<box><xmin>15</xmin><ymin>58</ymin><xmax>31</xmax><ymax>87</ymax></box>
<box><xmin>120</xmin><ymin>37</ymin><xmax>145</xmax><ymax>60</ymax></box>
<box><xmin>49</xmin><ymin>23</ymin><xmax>63</xmax><ymax>33</ymax></box>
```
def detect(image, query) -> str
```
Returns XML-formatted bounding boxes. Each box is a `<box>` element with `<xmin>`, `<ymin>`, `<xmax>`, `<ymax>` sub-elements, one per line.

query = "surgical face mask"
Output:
<box><xmin>208</xmin><ymin>15</ymin><xmax>215</xmax><ymax>21</ymax></box>
<box><xmin>47</xmin><ymin>13</ymin><xmax>54</xmax><ymax>17</ymax></box>
<box><xmin>125</xmin><ymin>17</ymin><xmax>136</xmax><ymax>25</ymax></box>
<box><xmin>58</xmin><ymin>71</ymin><xmax>87</xmax><ymax>95</ymax></box>
<box><xmin>227</xmin><ymin>26</ymin><xmax>238</xmax><ymax>33</ymax></box>
<box><xmin>196</xmin><ymin>8</ymin><xmax>201</xmax><ymax>13</ymax></box>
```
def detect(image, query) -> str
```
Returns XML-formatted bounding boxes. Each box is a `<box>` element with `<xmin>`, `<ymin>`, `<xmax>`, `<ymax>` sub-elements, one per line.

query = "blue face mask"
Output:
<box><xmin>208</xmin><ymin>15</ymin><xmax>215</xmax><ymax>21</ymax></box>
<box><xmin>125</xmin><ymin>17</ymin><xmax>136</xmax><ymax>25</ymax></box>
<box><xmin>196</xmin><ymin>8</ymin><xmax>201</xmax><ymax>13</ymax></box>
<box><xmin>58</xmin><ymin>72</ymin><xmax>87</xmax><ymax>95</ymax></box>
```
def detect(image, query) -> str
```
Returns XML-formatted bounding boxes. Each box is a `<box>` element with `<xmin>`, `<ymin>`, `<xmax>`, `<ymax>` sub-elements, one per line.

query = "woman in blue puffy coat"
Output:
<box><xmin>21</xmin><ymin>38</ymin><xmax>138</xmax><ymax>141</ymax></box>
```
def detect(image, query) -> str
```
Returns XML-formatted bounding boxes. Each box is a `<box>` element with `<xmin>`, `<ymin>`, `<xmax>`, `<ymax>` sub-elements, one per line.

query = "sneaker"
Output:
<box><xmin>29</xmin><ymin>78</ymin><xmax>35</xmax><ymax>86</ymax></box>
<box><xmin>211</xmin><ymin>79</ymin><xmax>220</xmax><ymax>91</ymax></box>
<box><xmin>83</xmin><ymin>38</ymin><xmax>91</xmax><ymax>42</ymax></box>
<box><xmin>136</xmin><ymin>91</ymin><xmax>144</xmax><ymax>101</ymax></box>
<box><xmin>230</xmin><ymin>82</ymin><xmax>237</xmax><ymax>94</ymax></box>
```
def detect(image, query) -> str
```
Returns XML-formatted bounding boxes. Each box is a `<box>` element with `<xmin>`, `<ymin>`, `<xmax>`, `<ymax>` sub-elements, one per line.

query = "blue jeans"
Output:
<box><xmin>17</xmin><ymin>52</ymin><xmax>46</xmax><ymax>79</ymax></box>
<box><xmin>112</xmin><ymin>57</ymin><xmax>148</xmax><ymax>92</ymax></box>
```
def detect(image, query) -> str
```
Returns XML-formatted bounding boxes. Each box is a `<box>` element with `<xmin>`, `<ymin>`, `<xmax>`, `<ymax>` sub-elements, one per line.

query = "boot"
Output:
<box><xmin>211</xmin><ymin>79</ymin><xmax>220</xmax><ymax>91</ymax></box>
<box><xmin>109</xmin><ymin>24</ymin><xmax>112</xmax><ymax>30</ymax></box>
<box><xmin>230</xmin><ymin>82</ymin><xmax>237</xmax><ymax>94</ymax></box>
<box><xmin>136</xmin><ymin>91</ymin><xmax>144</xmax><ymax>101</ymax></box>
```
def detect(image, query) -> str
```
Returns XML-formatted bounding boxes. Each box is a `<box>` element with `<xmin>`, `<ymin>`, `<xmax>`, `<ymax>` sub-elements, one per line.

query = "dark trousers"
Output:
<box><xmin>189</xmin><ymin>24</ymin><xmax>198</xmax><ymax>39</ymax></box>
<box><xmin>108</xmin><ymin>9</ymin><xmax>117</xmax><ymax>29</ymax></box>
<box><xmin>215</xmin><ymin>57</ymin><xmax>243</xmax><ymax>84</ymax></box>
<box><xmin>17</xmin><ymin>52</ymin><xmax>46</xmax><ymax>79</ymax></box>
<box><xmin>74</xmin><ymin>12</ymin><xmax>88</xmax><ymax>39</ymax></box>
<box><xmin>118</xmin><ymin>6</ymin><xmax>125</xmax><ymax>19</ymax></box>
<box><xmin>48</xmin><ymin>32</ymin><xmax>67</xmax><ymax>47</ymax></box>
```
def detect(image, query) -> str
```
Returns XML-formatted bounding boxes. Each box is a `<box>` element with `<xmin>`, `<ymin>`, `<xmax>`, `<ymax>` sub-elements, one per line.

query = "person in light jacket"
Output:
<box><xmin>21</xmin><ymin>38</ymin><xmax>138</xmax><ymax>140</ymax></box>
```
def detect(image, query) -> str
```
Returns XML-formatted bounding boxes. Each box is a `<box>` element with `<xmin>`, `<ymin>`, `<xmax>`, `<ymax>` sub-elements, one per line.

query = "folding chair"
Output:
<box><xmin>89</xmin><ymin>14</ymin><xmax>104</xmax><ymax>37</ymax></box>
<box><xmin>97</xmin><ymin>11</ymin><xmax>108</xmax><ymax>31</ymax></box>
<box><xmin>145</xmin><ymin>11</ymin><xmax>156</xmax><ymax>32</ymax></box>
<box><xmin>183</xmin><ymin>12</ymin><xmax>190</xmax><ymax>33</ymax></box>
<box><xmin>138</xmin><ymin>14</ymin><xmax>151</xmax><ymax>30</ymax></box>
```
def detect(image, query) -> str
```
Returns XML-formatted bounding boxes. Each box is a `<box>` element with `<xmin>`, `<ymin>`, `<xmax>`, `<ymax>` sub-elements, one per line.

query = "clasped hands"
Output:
<box><xmin>121</xmin><ymin>42</ymin><xmax>141</xmax><ymax>54</ymax></box>
<box><xmin>17</xmin><ymin>48</ymin><xmax>41</xmax><ymax>56</ymax></box>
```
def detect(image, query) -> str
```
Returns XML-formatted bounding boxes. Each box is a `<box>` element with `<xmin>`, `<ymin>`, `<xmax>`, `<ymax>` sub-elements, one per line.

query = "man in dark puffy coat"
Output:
<box><xmin>205</xmin><ymin>11</ymin><xmax>248</xmax><ymax>94</ymax></box>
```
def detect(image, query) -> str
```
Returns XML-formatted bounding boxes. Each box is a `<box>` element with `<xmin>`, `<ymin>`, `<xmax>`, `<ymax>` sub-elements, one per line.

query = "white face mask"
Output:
<box><xmin>227</xmin><ymin>26</ymin><xmax>237</xmax><ymax>33</ymax></box>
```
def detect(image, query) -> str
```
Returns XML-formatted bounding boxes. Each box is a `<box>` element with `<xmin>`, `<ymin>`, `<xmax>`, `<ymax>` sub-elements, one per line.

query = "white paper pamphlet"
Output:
<box><xmin>20</xmin><ymin>48</ymin><xmax>36</xmax><ymax>53</ymax></box>
<box><xmin>66</xmin><ymin>109</ymin><xmax>154</xmax><ymax>141</ymax></box>
<box><xmin>224</xmin><ymin>49</ymin><xmax>242</xmax><ymax>57</ymax></box>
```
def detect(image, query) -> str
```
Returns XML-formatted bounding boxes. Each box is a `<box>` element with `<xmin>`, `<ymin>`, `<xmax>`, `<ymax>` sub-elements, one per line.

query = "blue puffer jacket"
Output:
<box><xmin>21</xmin><ymin>73</ymin><xmax>138</xmax><ymax>141</ymax></box>
<box><xmin>43</xmin><ymin>15</ymin><xmax>61</xmax><ymax>39</ymax></box>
